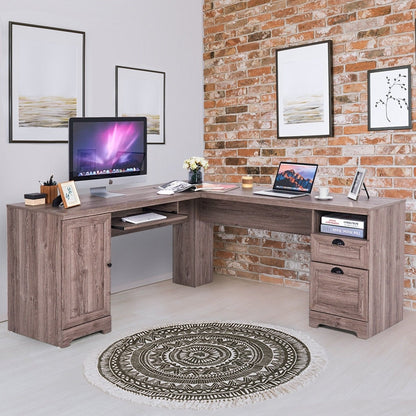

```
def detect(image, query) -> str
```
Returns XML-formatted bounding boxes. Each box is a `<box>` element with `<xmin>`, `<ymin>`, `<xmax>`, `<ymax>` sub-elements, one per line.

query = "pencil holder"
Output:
<box><xmin>40</xmin><ymin>185</ymin><xmax>58</xmax><ymax>204</ymax></box>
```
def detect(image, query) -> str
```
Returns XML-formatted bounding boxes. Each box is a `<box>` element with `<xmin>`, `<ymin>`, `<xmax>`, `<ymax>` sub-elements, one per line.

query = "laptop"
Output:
<box><xmin>254</xmin><ymin>161</ymin><xmax>318</xmax><ymax>198</ymax></box>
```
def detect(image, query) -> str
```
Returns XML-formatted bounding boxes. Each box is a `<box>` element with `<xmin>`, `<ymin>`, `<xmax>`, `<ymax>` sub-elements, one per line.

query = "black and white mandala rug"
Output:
<box><xmin>84</xmin><ymin>322</ymin><xmax>327</xmax><ymax>409</ymax></box>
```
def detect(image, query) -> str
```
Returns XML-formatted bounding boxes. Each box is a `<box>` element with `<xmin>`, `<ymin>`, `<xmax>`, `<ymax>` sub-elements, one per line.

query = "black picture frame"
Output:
<box><xmin>116</xmin><ymin>66</ymin><xmax>166</xmax><ymax>145</ymax></box>
<box><xmin>276</xmin><ymin>40</ymin><xmax>333</xmax><ymax>139</ymax></box>
<box><xmin>9</xmin><ymin>21</ymin><xmax>85</xmax><ymax>143</ymax></box>
<box><xmin>367</xmin><ymin>65</ymin><xmax>412</xmax><ymax>131</ymax></box>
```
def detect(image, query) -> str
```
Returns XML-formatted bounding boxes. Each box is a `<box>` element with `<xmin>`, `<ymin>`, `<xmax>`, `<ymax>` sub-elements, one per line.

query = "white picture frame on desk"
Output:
<box><xmin>58</xmin><ymin>180</ymin><xmax>81</xmax><ymax>208</ymax></box>
<box><xmin>348</xmin><ymin>168</ymin><xmax>366</xmax><ymax>201</ymax></box>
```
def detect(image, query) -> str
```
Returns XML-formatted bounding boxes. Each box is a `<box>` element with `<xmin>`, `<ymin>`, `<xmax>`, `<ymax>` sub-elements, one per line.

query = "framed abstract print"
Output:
<box><xmin>116</xmin><ymin>66</ymin><xmax>166</xmax><ymax>144</ymax></box>
<box><xmin>9</xmin><ymin>22</ymin><xmax>85</xmax><ymax>143</ymax></box>
<box><xmin>276</xmin><ymin>40</ymin><xmax>333</xmax><ymax>139</ymax></box>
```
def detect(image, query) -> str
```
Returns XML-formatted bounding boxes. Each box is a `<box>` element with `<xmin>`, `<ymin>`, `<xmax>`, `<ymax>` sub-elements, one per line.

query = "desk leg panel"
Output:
<box><xmin>367</xmin><ymin>202</ymin><xmax>405</xmax><ymax>336</ymax></box>
<box><xmin>7</xmin><ymin>207</ymin><xmax>61</xmax><ymax>345</ymax></box>
<box><xmin>173</xmin><ymin>200</ymin><xmax>213</xmax><ymax>287</ymax></box>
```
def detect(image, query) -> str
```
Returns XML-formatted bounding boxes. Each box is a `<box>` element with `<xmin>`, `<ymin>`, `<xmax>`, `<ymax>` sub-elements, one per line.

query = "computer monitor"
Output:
<box><xmin>69</xmin><ymin>117</ymin><xmax>147</xmax><ymax>197</ymax></box>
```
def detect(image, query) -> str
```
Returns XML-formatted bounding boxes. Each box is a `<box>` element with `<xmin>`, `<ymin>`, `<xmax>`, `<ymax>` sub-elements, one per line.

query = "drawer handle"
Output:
<box><xmin>332</xmin><ymin>238</ymin><xmax>345</xmax><ymax>246</ymax></box>
<box><xmin>107</xmin><ymin>262</ymin><xmax>112</xmax><ymax>268</ymax></box>
<box><xmin>331</xmin><ymin>267</ymin><xmax>344</xmax><ymax>275</ymax></box>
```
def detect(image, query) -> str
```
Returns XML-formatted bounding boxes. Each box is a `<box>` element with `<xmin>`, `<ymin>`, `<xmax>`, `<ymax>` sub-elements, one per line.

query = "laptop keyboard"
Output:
<box><xmin>253</xmin><ymin>189</ymin><xmax>308</xmax><ymax>198</ymax></box>
<box><xmin>271</xmin><ymin>189</ymin><xmax>301</xmax><ymax>195</ymax></box>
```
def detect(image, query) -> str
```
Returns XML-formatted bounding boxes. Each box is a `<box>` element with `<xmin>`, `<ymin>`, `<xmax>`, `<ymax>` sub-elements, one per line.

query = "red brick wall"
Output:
<box><xmin>203</xmin><ymin>0</ymin><xmax>416</xmax><ymax>309</ymax></box>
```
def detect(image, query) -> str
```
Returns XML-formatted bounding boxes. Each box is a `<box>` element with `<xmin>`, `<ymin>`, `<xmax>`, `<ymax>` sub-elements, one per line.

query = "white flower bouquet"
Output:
<box><xmin>183</xmin><ymin>156</ymin><xmax>209</xmax><ymax>172</ymax></box>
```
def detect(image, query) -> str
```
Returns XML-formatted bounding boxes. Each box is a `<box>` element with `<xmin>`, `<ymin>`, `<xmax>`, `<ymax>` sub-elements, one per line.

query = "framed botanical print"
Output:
<box><xmin>367</xmin><ymin>65</ymin><xmax>411</xmax><ymax>131</ymax></box>
<box><xmin>9</xmin><ymin>22</ymin><xmax>85</xmax><ymax>143</ymax></box>
<box><xmin>276</xmin><ymin>40</ymin><xmax>333</xmax><ymax>138</ymax></box>
<box><xmin>58</xmin><ymin>181</ymin><xmax>81</xmax><ymax>208</ymax></box>
<box><xmin>116</xmin><ymin>66</ymin><xmax>166</xmax><ymax>144</ymax></box>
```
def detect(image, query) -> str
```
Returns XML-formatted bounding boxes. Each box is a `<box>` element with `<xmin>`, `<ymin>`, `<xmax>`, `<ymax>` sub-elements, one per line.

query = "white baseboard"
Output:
<box><xmin>111</xmin><ymin>273</ymin><xmax>172</xmax><ymax>294</ymax></box>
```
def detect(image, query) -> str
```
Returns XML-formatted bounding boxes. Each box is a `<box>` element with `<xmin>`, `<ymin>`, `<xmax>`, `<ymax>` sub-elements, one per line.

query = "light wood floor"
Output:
<box><xmin>1</xmin><ymin>275</ymin><xmax>415</xmax><ymax>416</ymax></box>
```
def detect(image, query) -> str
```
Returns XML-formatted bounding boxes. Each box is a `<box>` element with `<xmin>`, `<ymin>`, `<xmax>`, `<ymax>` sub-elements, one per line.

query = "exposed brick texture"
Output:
<box><xmin>203</xmin><ymin>0</ymin><xmax>416</xmax><ymax>310</ymax></box>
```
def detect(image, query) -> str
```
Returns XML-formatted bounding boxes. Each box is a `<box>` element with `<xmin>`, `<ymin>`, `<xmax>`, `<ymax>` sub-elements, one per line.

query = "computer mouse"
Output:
<box><xmin>157</xmin><ymin>189</ymin><xmax>174</xmax><ymax>195</ymax></box>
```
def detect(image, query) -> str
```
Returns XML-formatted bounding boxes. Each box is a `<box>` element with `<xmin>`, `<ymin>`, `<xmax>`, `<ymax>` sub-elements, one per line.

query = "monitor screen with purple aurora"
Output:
<box><xmin>69</xmin><ymin>117</ymin><xmax>147</xmax><ymax>182</ymax></box>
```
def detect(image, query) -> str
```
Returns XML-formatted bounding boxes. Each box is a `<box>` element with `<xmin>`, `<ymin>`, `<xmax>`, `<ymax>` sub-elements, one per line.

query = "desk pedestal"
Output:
<box><xmin>173</xmin><ymin>199</ymin><xmax>213</xmax><ymax>287</ymax></box>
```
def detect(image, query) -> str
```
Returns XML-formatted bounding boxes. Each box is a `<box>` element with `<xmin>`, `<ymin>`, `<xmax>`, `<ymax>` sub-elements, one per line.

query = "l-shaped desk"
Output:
<box><xmin>8</xmin><ymin>185</ymin><xmax>405</xmax><ymax>346</ymax></box>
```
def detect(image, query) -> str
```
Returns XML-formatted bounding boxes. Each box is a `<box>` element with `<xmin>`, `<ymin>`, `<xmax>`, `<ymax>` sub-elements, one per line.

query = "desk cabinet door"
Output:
<box><xmin>61</xmin><ymin>215</ymin><xmax>111</xmax><ymax>330</ymax></box>
<box><xmin>310</xmin><ymin>261</ymin><xmax>368</xmax><ymax>322</ymax></box>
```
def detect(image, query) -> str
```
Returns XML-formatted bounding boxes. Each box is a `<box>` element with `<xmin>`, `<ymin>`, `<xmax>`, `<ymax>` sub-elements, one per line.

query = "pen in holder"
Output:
<box><xmin>40</xmin><ymin>175</ymin><xmax>58</xmax><ymax>204</ymax></box>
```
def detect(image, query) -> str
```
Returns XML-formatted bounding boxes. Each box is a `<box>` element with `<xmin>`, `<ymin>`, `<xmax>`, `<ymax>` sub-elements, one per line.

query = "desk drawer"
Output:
<box><xmin>310</xmin><ymin>261</ymin><xmax>368</xmax><ymax>322</ymax></box>
<box><xmin>311</xmin><ymin>233</ymin><xmax>369</xmax><ymax>269</ymax></box>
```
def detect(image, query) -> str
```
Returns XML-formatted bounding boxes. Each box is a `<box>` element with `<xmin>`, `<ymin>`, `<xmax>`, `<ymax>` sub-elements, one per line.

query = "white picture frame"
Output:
<box><xmin>348</xmin><ymin>168</ymin><xmax>366</xmax><ymax>201</ymax></box>
<box><xmin>9</xmin><ymin>22</ymin><xmax>85</xmax><ymax>143</ymax></box>
<box><xmin>116</xmin><ymin>66</ymin><xmax>166</xmax><ymax>144</ymax></box>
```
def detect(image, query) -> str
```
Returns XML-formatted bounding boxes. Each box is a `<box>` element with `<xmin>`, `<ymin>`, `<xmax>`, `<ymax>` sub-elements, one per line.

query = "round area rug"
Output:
<box><xmin>84</xmin><ymin>322</ymin><xmax>327</xmax><ymax>409</ymax></box>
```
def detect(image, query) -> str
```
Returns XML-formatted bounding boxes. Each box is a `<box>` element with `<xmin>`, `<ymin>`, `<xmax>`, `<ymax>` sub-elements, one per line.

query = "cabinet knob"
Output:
<box><xmin>331</xmin><ymin>267</ymin><xmax>344</xmax><ymax>275</ymax></box>
<box><xmin>107</xmin><ymin>262</ymin><xmax>112</xmax><ymax>268</ymax></box>
<box><xmin>332</xmin><ymin>238</ymin><xmax>345</xmax><ymax>246</ymax></box>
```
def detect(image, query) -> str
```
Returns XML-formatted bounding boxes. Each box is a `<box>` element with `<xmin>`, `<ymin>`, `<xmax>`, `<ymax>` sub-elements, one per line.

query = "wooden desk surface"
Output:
<box><xmin>201</xmin><ymin>185</ymin><xmax>404</xmax><ymax>213</ymax></box>
<box><xmin>8</xmin><ymin>183</ymin><xmax>404</xmax><ymax>219</ymax></box>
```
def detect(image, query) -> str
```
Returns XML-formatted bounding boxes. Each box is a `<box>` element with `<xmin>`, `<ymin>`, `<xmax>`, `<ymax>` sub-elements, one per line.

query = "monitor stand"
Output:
<box><xmin>90</xmin><ymin>186</ymin><xmax>124</xmax><ymax>198</ymax></box>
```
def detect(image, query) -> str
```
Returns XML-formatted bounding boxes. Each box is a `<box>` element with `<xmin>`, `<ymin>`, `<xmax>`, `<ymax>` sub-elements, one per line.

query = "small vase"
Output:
<box><xmin>188</xmin><ymin>168</ymin><xmax>203</xmax><ymax>184</ymax></box>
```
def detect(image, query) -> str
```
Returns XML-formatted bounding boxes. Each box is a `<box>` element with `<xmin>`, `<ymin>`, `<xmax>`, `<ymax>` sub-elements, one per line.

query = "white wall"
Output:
<box><xmin>0</xmin><ymin>0</ymin><xmax>204</xmax><ymax>321</ymax></box>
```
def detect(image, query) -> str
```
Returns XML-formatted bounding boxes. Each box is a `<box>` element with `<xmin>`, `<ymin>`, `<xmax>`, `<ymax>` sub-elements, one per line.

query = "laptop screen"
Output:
<box><xmin>273</xmin><ymin>162</ymin><xmax>318</xmax><ymax>193</ymax></box>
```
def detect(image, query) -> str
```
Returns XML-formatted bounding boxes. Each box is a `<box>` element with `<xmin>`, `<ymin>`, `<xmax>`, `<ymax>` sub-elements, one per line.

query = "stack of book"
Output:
<box><xmin>320</xmin><ymin>213</ymin><xmax>366</xmax><ymax>239</ymax></box>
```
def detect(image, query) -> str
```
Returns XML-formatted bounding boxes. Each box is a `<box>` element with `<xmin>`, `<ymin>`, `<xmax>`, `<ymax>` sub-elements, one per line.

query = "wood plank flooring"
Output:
<box><xmin>1</xmin><ymin>275</ymin><xmax>415</xmax><ymax>416</ymax></box>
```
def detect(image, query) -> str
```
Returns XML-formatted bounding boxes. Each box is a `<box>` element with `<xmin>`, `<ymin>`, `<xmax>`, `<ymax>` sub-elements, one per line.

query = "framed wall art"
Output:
<box><xmin>367</xmin><ymin>65</ymin><xmax>411</xmax><ymax>131</ymax></box>
<box><xmin>276</xmin><ymin>40</ymin><xmax>333</xmax><ymax>139</ymax></box>
<box><xmin>116</xmin><ymin>66</ymin><xmax>166</xmax><ymax>144</ymax></box>
<box><xmin>9</xmin><ymin>22</ymin><xmax>85</xmax><ymax>143</ymax></box>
